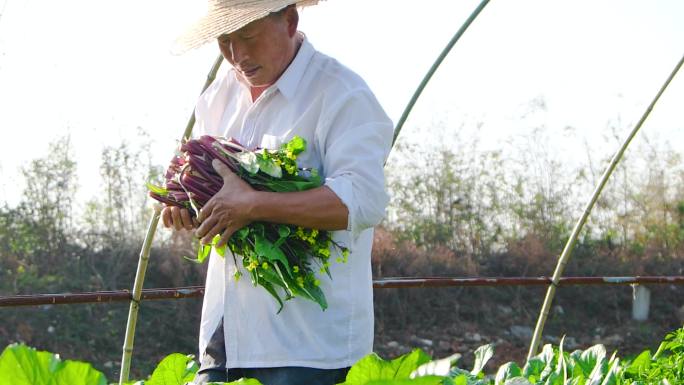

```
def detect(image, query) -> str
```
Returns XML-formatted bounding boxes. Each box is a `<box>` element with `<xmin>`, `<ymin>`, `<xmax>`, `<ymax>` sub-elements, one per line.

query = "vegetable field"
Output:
<box><xmin>2</xmin><ymin>326</ymin><xmax>683</xmax><ymax>384</ymax></box>
<box><xmin>1</xmin><ymin>1</ymin><xmax>683</xmax><ymax>384</ymax></box>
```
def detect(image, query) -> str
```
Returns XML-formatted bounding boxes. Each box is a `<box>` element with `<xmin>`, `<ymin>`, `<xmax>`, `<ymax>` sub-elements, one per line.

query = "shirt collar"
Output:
<box><xmin>273</xmin><ymin>34</ymin><xmax>315</xmax><ymax>101</ymax></box>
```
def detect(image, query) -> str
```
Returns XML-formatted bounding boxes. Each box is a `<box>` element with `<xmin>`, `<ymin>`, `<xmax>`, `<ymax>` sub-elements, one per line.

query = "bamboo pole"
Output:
<box><xmin>526</xmin><ymin>52</ymin><xmax>684</xmax><ymax>361</ymax></box>
<box><xmin>118</xmin><ymin>53</ymin><xmax>224</xmax><ymax>384</ymax></box>
<box><xmin>119</xmin><ymin>204</ymin><xmax>162</xmax><ymax>384</ymax></box>
<box><xmin>390</xmin><ymin>0</ymin><xmax>491</xmax><ymax>151</ymax></box>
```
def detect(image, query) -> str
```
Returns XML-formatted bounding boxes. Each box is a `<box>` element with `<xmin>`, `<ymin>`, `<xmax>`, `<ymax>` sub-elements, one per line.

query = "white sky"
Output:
<box><xmin>0</xmin><ymin>0</ymin><xmax>682</xmax><ymax>208</ymax></box>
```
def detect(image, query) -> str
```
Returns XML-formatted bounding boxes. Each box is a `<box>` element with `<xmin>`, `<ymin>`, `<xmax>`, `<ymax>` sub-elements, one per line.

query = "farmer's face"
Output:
<box><xmin>218</xmin><ymin>7</ymin><xmax>298</xmax><ymax>87</ymax></box>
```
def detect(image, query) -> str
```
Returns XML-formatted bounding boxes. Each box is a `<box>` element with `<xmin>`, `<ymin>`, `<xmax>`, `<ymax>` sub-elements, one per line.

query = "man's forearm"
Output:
<box><xmin>249</xmin><ymin>186</ymin><xmax>348</xmax><ymax>231</ymax></box>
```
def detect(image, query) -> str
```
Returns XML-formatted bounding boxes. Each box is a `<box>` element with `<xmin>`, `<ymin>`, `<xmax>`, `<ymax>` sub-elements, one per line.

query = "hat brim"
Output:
<box><xmin>172</xmin><ymin>0</ymin><xmax>320</xmax><ymax>55</ymax></box>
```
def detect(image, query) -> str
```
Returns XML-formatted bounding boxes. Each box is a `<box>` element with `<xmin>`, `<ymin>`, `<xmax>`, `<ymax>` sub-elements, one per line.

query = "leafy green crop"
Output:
<box><xmin>2</xmin><ymin>326</ymin><xmax>683</xmax><ymax>385</ymax></box>
<box><xmin>622</xmin><ymin>327</ymin><xmax>684</xmax><ymax>384</ymax></box>
<box><xmin>0</xmin><ymin>343</ymin><xmax>106</xmax><ymax>385</ymax></box>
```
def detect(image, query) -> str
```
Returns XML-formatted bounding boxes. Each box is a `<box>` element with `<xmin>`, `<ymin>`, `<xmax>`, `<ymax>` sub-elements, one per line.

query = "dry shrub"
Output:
<box><xmin>372</xmin><ymin>227</ymin><xmax>479</xmax><ymax>278</ymax></box>
<box><xmin>487</xmin><ymin>234</ymin><xmax>554</xmax><ymax>276</ymax></box>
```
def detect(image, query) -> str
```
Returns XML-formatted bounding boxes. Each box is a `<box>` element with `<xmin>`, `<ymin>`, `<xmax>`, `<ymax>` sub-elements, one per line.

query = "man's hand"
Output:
<box><xmin>161</xmin><ymin>206</ymin><xmax>197</xmax><ymax>231</ymax></box>
<box><xmin>195</xmin><ymin>159</ymin><xmax>257</xmax><ymax>247</ymax></box>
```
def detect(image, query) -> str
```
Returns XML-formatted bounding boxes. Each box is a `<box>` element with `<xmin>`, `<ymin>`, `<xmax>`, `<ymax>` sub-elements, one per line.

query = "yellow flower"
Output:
<box><xmin>310</xmin><ymin>229</ymin><xmax>319</xmax><ymax>238</ymax></box>
<box><xmin>342</xmin><ymin>249</ymin><xmax>350</xmax><ymax>258</ymax></box>
<box><xmin>285</xmin><ymin>150</ymin><xmax>296</xmax><ymax>160</ymax></box>
<box><xmin>262</xmin><ymin>262</ymin><xmax>269</xmax><ymax>269</ymax></box>
<box><xmin>296</xmin><ymin>276</ymin><xmax>305</xmax><ymax>287</ymax></box>
<box><xmin>293</xmin><ymin>266</ymin><xmax>299</xmax><ymax>273</ymax></box>
<box><xmin>314</xmin><ymin>279</ymin><xmax>321</xmax><ymax>287</ymax></box>
<box><xmin>318</xmin><ymin>248</ymin><xmax>330</xmax><ymax>257</ymax></box>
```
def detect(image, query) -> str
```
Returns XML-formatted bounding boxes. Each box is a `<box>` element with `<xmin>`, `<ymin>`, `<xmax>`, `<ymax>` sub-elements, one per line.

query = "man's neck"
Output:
<box><xmin>250</xmin><ymin>85</ymin><xmax>269</xmax><ymax>101</ymax></box>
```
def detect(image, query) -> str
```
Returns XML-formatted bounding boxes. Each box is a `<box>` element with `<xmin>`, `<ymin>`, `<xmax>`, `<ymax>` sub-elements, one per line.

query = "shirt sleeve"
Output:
<box><xmin>316</xmin><ymin>88</ymin><xmax>394</xmax><ymax>239</ymax></box>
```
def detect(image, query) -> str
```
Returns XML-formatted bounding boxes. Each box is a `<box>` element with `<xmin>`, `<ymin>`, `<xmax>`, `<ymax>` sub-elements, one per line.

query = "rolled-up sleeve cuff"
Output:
<box><xmin>324</xmin><ymin>176</ymin><xmax>354</xmax><ymax>234</ymax></box>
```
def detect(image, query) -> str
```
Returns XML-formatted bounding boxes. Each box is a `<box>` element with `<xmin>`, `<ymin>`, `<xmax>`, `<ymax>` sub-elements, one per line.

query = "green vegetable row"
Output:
<box><xmin>1</xmin><ymin>326</ymin><xmax>682</xmax><ymax>385</ymax></box>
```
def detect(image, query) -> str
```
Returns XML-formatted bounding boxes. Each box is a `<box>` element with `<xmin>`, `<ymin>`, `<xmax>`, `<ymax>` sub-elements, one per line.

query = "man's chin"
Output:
<box><xmin>236</xmin><ymin>71</ymin><xmax>275</xmax><ymax>89</ymax></box>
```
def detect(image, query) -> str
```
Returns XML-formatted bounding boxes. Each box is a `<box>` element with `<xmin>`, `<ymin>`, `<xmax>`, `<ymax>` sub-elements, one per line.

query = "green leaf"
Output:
<box><xmin>271</xmin><ymin>266</ymin><xmax>327</xmax><ymax>310</ymax></box>
<box><xmin>301</xmin><ymin>281</ymin><xmax>328</xmax><ymax>311</ymax></box>
<box><xmin>146</xmin><ymin>182</ymin><xmax>168</xmax><ymax>196</ymax></box>
<box><xmin>567</xmin><ymin>350</ymin><xmax>586</xmax><ymax>380</ymax></box>
<box><xmin>522</xmin><ymin>357</ymin><xmax>545</xmax><ymax>379</ymax></box>
<box><xmin>254</xmin><ymin>234</ymin><xmax>289</xmax><ymax>269</ymax></box>
<box><xmin>564</xmin><ymin>377</ymin><xmax>585</xmax><ymax>385</ymax></box>
<box><xmin>185</xmin><ymin>242</ymin><xmax>213</xmax><ymax>264</ymax></box>
<box><xmin>471</xmin><ymin>344</ymin><xmax>494</xmax><ymax>375</ymax></box>
<box><xmin>0</xmin><ymin>344</ymin><xmax>59</xmax><ymax>385</ymax></box>
<box><xmin>582</xmin><ymin>345</ymin><xmax>608</xmax><ymax>385</ymax></box>
<box><xmin>538</xmin><ymin>344</ymin><xmax>556</xmax><ymax>367</ymax></box>
<box><xmin>277</xmin><ymin>225</ymin><xmax>290</xmax><ymax>238</ymax></box>
<box><xmin>531</xmin><ymin>344</ymin><xmax>556</xmax><ymax>382</ymax></box>
<box><xmin>364</xmin><ymin>377</ymin><xmax>445</xmax><ymax>385</ymax></box>
<box><xmin>52</xmin><ymin>360</ymin><xmax>107</xmax><ymax>385</ymax></box>
<box><xmin>145</xmin><ymin>353</ymin><xmax>196</xmax><ymax>385</ymax></box>
<box><xmin>274</xmin><ymin>225</ymin><xmax>291</xmax><ymax>248</ymax></box>
<box><xmin>215</xmin><ymin>243</ymin><xmax>226</xmax><ymax>257</ymax></box>
<box><xmin>625</xmin><ymin>350</ymin><xmax>651</xmax><ymax>376</ymax></box>
<box><xmin>251</xmin><ymin>223</ymin><xmax>265</xmax><ymax>236</ymax></box>
<box><xmin>251</xmin><ymin>178</ymin><xmax>321</xmax><ymax>192</ymax></box>
<box><xmin>235</xmin><ymin>227</ymin><xmax>250</xmax><ymax>240</ymax></box>
<box><xmin>503</xmin><ymin>378</ymin><xmax>533</xmax><ymax>385</ymax></box>
<box><xmin>202</xmin><ymin>242</ymin><xmax>213</xmax><ymax>260</ymax></box>
<box><xmin>343</xmin><ymin>350</ymin><xmax>432</xmax><ymax>385</ymax></box>
<box><xmin>555</xmin><ymin>337</ymin><xmax>567</xmax><ymax>384</ymax></box>
<box><xmin>577</xmin><ymin>345</ymin><xmax>606</xmax><ymax>377</ymax></box>
<box><xmin>0</xmin><ymin>344</ymin><xmax>106</xmax><ymax>385</ymax></box>
<box><xmin>284</xmin><ymin>136</ymin><xmax>306</xmax><ymax>155</ymax></box>
<box><xmin>411</xmin><ymin>354</ymin><xmax>461</xmax><ymax>379</ymax></box>
<box><xmin>452</xmin><ymin>374</ymin><xmax>468</xmax><ymax>385</ymax></box>
<box><xmin>183</xmin><ymin>360</ymin><xmax>199</xmax><ymax>384</ymax></box>
<box><xmin>542</xmin><ymin>371</ymin><xmax>562</xmax><ymax>385</ymax></box>
<box><xmin>259</xmin><ymin>280</ymin><xmax>285</xmax><ymax>313</ymax></box>
<box><xmin>597</xmin><ymin>354</ymin><xmax>619</xmax><ymax>385</ymax></box>
<box><xmin>495</xmin><ymin>362</ymin><xmax>522</xmax><ymax>385</ymax></box>
<box><xmin>237</xmin><ymin>151</ymin><xmax>260</xmax><ymax>174</ymax></box>
<box><xmin>256</xmin><ymin>156</ymin><xmax>282</xmax><ymax>178</ymax></box>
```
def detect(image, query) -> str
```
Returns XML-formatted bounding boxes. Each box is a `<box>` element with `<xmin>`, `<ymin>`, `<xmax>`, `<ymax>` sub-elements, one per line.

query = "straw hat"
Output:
<box><xmin>173</xmin><ymin>0</ymin><xmax>321</xmax><ymax>54</ymax></box>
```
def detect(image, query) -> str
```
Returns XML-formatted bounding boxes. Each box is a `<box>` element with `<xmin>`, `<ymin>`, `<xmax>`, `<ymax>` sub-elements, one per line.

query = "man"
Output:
<box><xmin>164</xmin><ymin>1</ymin><xmax>393</xmax><ymax>384</ymax></box>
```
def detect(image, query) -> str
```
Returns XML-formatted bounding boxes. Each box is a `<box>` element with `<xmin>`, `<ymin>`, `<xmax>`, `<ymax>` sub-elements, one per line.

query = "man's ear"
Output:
<box><xmin>284</xmin><ymin>6</ymin><xmax>299</xmax><ymax>37</ymax></box>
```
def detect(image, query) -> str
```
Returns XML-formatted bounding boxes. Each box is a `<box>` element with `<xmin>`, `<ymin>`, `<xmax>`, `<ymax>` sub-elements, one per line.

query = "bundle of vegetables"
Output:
<box><xmin>147</xmin><ymin>135</ymin><xmax>348</xmax><ymax>311</ymax></box>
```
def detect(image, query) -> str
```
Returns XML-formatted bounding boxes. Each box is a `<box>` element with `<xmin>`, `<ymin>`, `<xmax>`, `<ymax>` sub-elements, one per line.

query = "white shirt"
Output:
<box><xmin>193</xmin><ymin>35</ymin><xmax>393</xmax><ymax>369</ymax></box>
